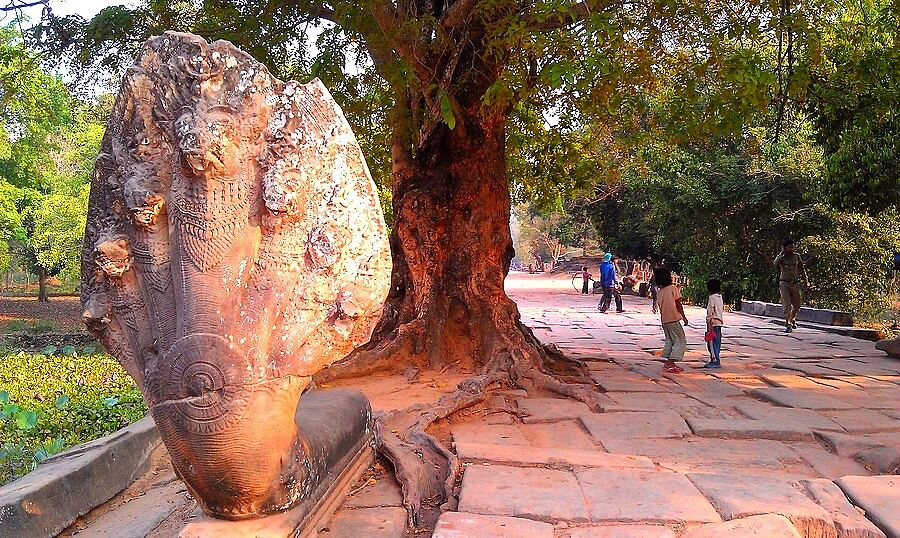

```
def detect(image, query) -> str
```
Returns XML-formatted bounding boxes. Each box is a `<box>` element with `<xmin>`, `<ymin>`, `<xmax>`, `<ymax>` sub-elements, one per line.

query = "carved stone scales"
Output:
<box><xmin>81</xmin><ymin>32</ymin><xmax>391</xmax><ymax>521</ymax></box>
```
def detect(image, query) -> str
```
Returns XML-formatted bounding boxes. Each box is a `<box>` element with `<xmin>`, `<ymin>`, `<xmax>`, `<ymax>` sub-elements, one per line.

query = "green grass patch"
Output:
<box><xmin>0</xmin><ymin>351</ymin><xmax>146</xmax><ymax>484</ymax></box>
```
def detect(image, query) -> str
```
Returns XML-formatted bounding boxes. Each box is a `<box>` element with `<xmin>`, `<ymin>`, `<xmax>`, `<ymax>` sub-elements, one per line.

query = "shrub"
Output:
<box><xmin>0</xmin><ymin>351</ymin><xmax>146</xmax><ymax>483</ymax></box>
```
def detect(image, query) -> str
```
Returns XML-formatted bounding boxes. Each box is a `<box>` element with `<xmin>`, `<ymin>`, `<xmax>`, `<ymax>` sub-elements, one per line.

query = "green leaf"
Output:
<box><xmin>16</xmin><ymin>410</ymin><xmax>38</xmax><ymax>430</ymax></box>
<box><xmin>0</xmin><ymin>391</ymin><xmax>8</xmax><ymax>404</ymax></box>
<box><xmin>439</xmin><ymin>92</ymin><xmax>456</xmax><ymax>130</ymax></box>
<box><xmin>42</xmin><ymin>345</ymin><xmax>57</xmax><ymax>356</ymax></box>
<box><xmin>54</xmin><ymin>394</ymin><xmax>69</xmax><ymax>408</ymax></box>
<box><xmin>2</xmin><ymin>404</ymin><xmax>20</xmax><ymax>418</ymax></box>
<box><xmin>62</xmin><ymin>345</ymin><xmax>76</xmax><ymax>356</ymax></box>
<box><xmin>103</xmin><ymin>396</ymin><xmax>119</xmax><ymax>407</ymax></box>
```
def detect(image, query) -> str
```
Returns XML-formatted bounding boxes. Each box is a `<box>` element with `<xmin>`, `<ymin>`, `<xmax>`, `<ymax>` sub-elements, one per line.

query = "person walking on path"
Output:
<box><xmin>703</xmin><ymin>278</ymin><xmax>724</xmax><ymax>368</ymax></box>
<box><xmin>655</xmin><ymin>267</ymin><xmax>688</xmax><ymax>373</ymax></box>
<box><xmin>598</xmin><ymin>253</ymin><xmax>623</xmax><ymax>313</ymax></box>
<box><xmin>774</xmin><ymin>238</ymin><xmax>809</xmax><ymax>332</ymax></box>
<box><xmin>576</xmin><ymin>266</ymin><xmax>592</xmax><ymax>294</ymax></box>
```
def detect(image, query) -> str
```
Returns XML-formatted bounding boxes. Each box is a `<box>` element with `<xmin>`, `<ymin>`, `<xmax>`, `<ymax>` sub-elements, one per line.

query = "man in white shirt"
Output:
<box><xmin>704</xmin><ymin>278</ymin><xmax>724</xmax><ymax>368</ymax></box>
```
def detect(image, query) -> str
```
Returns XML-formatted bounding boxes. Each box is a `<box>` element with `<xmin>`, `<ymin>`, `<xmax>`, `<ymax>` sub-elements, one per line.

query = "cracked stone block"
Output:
<box><xmin>457</xmin><ymin>465</ymin><xmax>589</xmax><ymax>522</ymax></box>
<box><xmin>687</xmin><ymin>472</ymin><xmax>837</xmax><ymax>538</ymax></box>
<box><xmin>432</xmin><ymin>512</ymin><xmax>553</xmax><ymax>538</ymax></box>
<box><xmin>800</xmin><ymin>478</ymin><xmax>885</xmax><ymax>538</ymax></box>
<box><xmin>581</xmin><ymin>411</ymin><xmax>691</xmax><ymax>447</ymax></box>
<box><xmin>516</xmin><ymin>398</ymin><xmax>600</xmax><ymax>423</ymax></box>
<box><xmin>576</xmin><ymin>468</ymin><xmax>721</xmax><ymax>524</ymax></box>
<box><xmin>454</xmin><ymin>441</ymin><xmax>655</xmax><ymax>469</ymax></box>
<box><xmin>835</xmin><ymin>476</ymin><xmax>899</xmax><ymax>538</ymax></box>
<box><xmin>319</xmin><ymin>507</ymin><xmax>407</xmax><ymax>538</ymax></box>
<box><xmin>560</xmin><ymin>525</ymin><xmax>677</xmax><ymax>537</ymax></box>
<box><xmin>751</xmin><ymin>388</ymin><xmax>856</xmax><ymax>410</ymax></box>
<box><xmin>680</xmin><ymin>514</ymin><xmax>802</xmax><ymax>537</ymax></box>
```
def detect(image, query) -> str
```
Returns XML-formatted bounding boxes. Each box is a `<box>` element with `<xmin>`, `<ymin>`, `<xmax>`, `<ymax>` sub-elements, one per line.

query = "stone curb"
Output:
<box><xmin>0</xmin><ymin>416</ymin><xmax>161</xmax><ymax>538</ymax></box>
<box><xmin>730</xmin><ymin>310</ymin><xmax>880</xmax><ymax>341</ymax></box>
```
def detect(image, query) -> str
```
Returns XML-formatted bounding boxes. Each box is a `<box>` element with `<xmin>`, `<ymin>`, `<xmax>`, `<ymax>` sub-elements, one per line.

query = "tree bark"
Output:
<box><xmin>37</xmin><ymin>267</ymin><xmax>49</xmax><ymax>302</ymax></box>
<box><xmin>318</xmin><ymin>105</ymin><xmax>603</xmax><ymax>528</ymax></box>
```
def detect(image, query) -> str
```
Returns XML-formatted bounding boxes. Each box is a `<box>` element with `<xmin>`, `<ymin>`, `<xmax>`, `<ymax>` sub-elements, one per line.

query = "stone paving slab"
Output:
<box><xmin>734</xmin><ymin>403</ymin><xmax>845</xmax><ymax>431</ymax></box>
<box><xmin>560</xmin><ymin>525</ymin><xmax>676</xmax><ymax>537</ymax></box>
<box><xmin>454</xmin><ymin>441</ymin><xmax>656</xmax><ymax>469</ymax></box>
<box><xmin>343</xmin><ymin>476</ymin><xmax>403</xmax><ymax>509</ymax></box>
<box><xmin>800</xmin><ymin>478</ymin><xmax>886</xmax><ymax>538</ymax></box>
<box><xmin>686</xmin><ymin>417</ymin><xmax>818</xmax><ymax>441</ymax></box>
<box><xmin>686</xmin><ymin>472</ymin><xmax>836</xmax><ymax>538</ymax></box>
<box><xmin>451</xmin><ymin>422</ymin><xmax>529</xmax><ymax>446</ymax></box>
<box><xmin>835</xmin><ymin>475</ymin><xmax>900</xmax><ymax>538</ymax></box>
<box><xmin>457</xmin><ymin>465</ymin><xmax>589</xmax><ymax>522</ymax></box>
<box><xmin>789</xmin><ymin>443</ymin><xmax>871</xmax><ymax>480</ymax></box>
<box><xmin>576</xmin><ymin>468</ymin><xmax>721</xmax><ymax>524</ymax></box>
<box><xmin>69</xmin><ymin>479</ymin><xmax>185</xmax><ymax>538</ymax></box>
<box><xmin>519</xmin><ymin>420</ymin><xmax>597</xmax><ymax>449</ymax></box>
<box><xmin>591</xmin><ymin>375</ymin><xmax>673</xmax><ymax>393</ymax></box>
<box><xmin>750</xmin><ymin>387</ymin><xmax>857</xmax><ymax>410</ymax></box>
<box><xmin>680</xmin><ymin>514</ymin><xmax>802</xmax><ymax>538</ymax></box>
<box><xmin>602</xmin><ymin>438</ymin><xmax>801</xmax><ymax>468</ymax></box>
<box><xmin>432</xmin><ymin>512</ymin><xmax>553</xmax><ymax>538</ymax></box>
<box><xmin>821</xmin><ymin>409</ymin><xmax>900</xmax><ymax>434</ymax></box>
<box><xmin>604</xmin><ymin>392</ymin><xmax>704</xmax><ymax>412</ymax></box>
<box><xmin>517</xmin><ymin>397</ymin><xmax>602</xmax><ymax>422</ymax></box>
<box><xmin>580</xmin><ymin>411</ymin><xmax>691</xmax><ymax>446</ymax></box>
<box><xmin>318</xmin><ymin>507</ymin><xmax>407</xmax><ymax>537</ymax></box>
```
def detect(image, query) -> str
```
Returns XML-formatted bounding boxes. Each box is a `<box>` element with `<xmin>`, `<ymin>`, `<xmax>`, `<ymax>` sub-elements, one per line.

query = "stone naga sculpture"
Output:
<box><xmin>81</xmin><ymin>32</ymin><xmax>391</xmax><ymax>519</ymax></box>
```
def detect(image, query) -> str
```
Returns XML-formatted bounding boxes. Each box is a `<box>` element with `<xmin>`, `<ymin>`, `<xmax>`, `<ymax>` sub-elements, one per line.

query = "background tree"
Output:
<box><xmin>26</xmin><ymin>0</ymin><xmax>899</xmax><ymax>523</ymax></box>
<box><xmin>0</xmin><ymin>25</ymin><xmax>103</xmax><ymax>300</ymax></box>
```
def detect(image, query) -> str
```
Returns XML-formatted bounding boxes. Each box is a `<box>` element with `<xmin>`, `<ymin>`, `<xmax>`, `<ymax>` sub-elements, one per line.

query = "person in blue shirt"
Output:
<box><xmin>598</xmin><ymin>253</ymin><xmax>623</xmax><ymax>313</ymax></box>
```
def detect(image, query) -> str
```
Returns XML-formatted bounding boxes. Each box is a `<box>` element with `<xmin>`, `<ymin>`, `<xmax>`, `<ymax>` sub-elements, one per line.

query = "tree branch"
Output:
<box><xmin>442</xmin><ymin>0</ymin><xmax>480</xmax><ymax>28</ymax></box>
<box><xmin>367</xmin><ymin>0</ymin><xmax>432</xmax><ymax>81</ymax></box>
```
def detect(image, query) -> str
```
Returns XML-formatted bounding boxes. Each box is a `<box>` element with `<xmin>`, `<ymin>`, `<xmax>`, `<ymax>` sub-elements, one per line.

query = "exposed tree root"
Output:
<box><xmin>321</xmin><ymin>314</ymin><xmax>605</xmax><ymax>528</ymax></box>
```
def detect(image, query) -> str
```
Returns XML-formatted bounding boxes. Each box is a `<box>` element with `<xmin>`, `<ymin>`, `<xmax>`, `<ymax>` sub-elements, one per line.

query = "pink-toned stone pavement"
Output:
<box><xmin>426</xmin><ymin>273</ymin><xmax>899</xmax><ymax>538</ymax></box>
<box><xmin>63</xmin><ymin>273</ymin><xmax>899</xmax><ymax>537</ymax></box>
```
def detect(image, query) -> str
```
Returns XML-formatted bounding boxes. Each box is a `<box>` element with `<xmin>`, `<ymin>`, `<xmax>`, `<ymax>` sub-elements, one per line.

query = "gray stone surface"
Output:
<box><xmin>687</xmin><ymin>472</ymin><xmax>837</xmax><ymax>538</ymax></box>
<box><xmin>458</xmin><ymin>465</ymin><xmax>589</xmax><ymax>521</ymax></box>
<box><xmin>580</xmin><ymin>411</ymin><xmax>691</xmax><ymax>446</ymax></box>
<box><xmin>0</xmin><ymin>417</ymin><xmax>160</xmax><ymax>538</ymax></box>
<box><xmin>343</xmin><ymin>476</ymin><xmax>403</xmax><ymax>508</ymax></box>
<box><xmin>680</xmin><ymin>514</ymin><xmax>802</xmax><ymax>538</ymax></box>
<box><xmin>561</xmin><ymin>525</ymin><xmax>676</xmax><ymax>537</ymax></box>
<box><xmin>319</xmin><ymin>507</ymin><xmax>407</xmax><ymax>537</ymax></box>
<box><xmin>432</xmin><ymin>512</ymin><xmax>554</xmax><ymax>538</ymax></box>
<box><xmin>800</xmin><ymin>478</ymin><xmax>886</xmax><ymax>538</ymax></box>
<box><xmin>65</xmin><ymin>478</ymin><xmax>185</xmax><ymax>538</ymax></box>
<box><xmin>454</xmin><ymin>440</ymin><xmax>655</xmax><ymax>469</ymax></box>
<box><xmin>835</xmin><ymin>475</ymin><xmax>900</xmax><ymax>538</ymax></box>
<box><xmin>516</xmin><ymin>397</ymin><xmax>598</xmax><ymax>423</ymax></box>
<box><xmin>686</xmin><ymin>417</ymin><xmax>817</xmax><ymax>441</ymax></box>
<box><xmin>751</xmin><ymin>387</ymin><xmax>856</xmax><ymax>410</ymax></box>
<box><xmin>576</xmin><ymin>468</ymin><xmax>721</xmax><ymax>524</ymax></box>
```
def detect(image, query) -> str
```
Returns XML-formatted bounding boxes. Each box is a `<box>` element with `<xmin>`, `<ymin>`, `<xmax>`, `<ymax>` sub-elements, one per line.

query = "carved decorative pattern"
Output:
<box><xmin>80</xmin><ymin>32</ymin><xmax>392</xmax><ymax>517</ymax></box>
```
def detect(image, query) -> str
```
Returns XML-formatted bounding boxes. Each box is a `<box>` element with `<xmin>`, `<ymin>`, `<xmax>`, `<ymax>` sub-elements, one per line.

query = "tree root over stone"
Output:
<box><xmin>314</xmin><ymin>319</ymin><xmax>604</xmax><ymax>528</ymax></box>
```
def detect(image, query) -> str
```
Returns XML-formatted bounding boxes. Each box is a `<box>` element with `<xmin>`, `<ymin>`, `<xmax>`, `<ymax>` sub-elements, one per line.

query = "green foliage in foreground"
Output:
<box><xmin>0</xmin><ymin>352</ymin><xmax>146</xmax><ymax>484</ymax></box>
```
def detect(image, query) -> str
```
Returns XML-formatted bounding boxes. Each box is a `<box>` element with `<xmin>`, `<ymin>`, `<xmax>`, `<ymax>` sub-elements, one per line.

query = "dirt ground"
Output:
<box><xmin>0</xmin><ymin>296</ymin><xmax>83</xmax><ymax>330</ymax></box>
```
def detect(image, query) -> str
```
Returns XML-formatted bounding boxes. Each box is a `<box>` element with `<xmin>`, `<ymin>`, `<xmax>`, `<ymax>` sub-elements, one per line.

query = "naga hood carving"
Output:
<box><xmin>81</xmin><ymin>31</ymin><xmax>391</xmax><ymax>519</ymax></box>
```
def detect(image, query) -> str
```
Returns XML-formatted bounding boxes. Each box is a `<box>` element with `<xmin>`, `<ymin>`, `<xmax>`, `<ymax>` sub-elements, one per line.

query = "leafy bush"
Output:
<box><xmin>0</xmin><ymin>351</ymin><xmax>146</xmax><ymax>484</ymax></box>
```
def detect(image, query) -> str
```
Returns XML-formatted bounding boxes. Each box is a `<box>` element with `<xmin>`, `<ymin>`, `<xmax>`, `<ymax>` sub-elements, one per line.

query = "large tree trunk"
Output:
<box><xmin>318</xmin><ymin>108</ymin><xmax>602</xmax><ymax>527</ymax></box>
<box><xmin>374</xmin><ymin>114</ymin><xmax>518</xmax><ymax>371</ymax></box>
<box><xmin>37</xmin><ymin>268</ymin><xmax>49</xmax><ymax>303</ymax></box>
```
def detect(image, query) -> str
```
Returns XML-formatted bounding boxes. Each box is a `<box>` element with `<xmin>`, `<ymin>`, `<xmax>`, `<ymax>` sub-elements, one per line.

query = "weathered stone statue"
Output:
<box><xmin>876</xmin><ymin>338</ymin><xmax>900</xmax><ymax>359</ymax></box>
<box><xmin>80</xmin><ymin>31</ymin><xmax>391</xmax><ymax>522</ymax></box>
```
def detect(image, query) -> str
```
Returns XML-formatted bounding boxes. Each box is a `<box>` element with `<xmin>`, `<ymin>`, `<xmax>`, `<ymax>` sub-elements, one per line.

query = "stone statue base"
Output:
<box><xmin>180</xmin><ymin>389</ymin><xmax>376</xmax><ymax>537</ymax></box>
<box><xmin>876</xmin><ymin>338</ymin><xmax>900</xmax><ymax>359</ymax></box>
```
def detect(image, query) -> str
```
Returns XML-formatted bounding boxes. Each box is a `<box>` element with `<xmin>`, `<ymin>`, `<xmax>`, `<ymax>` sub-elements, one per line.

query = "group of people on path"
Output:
<box><xmin>576</xmin><ymin>238</ymin><xmax>809</xmax><ymax>373</ymax></box>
